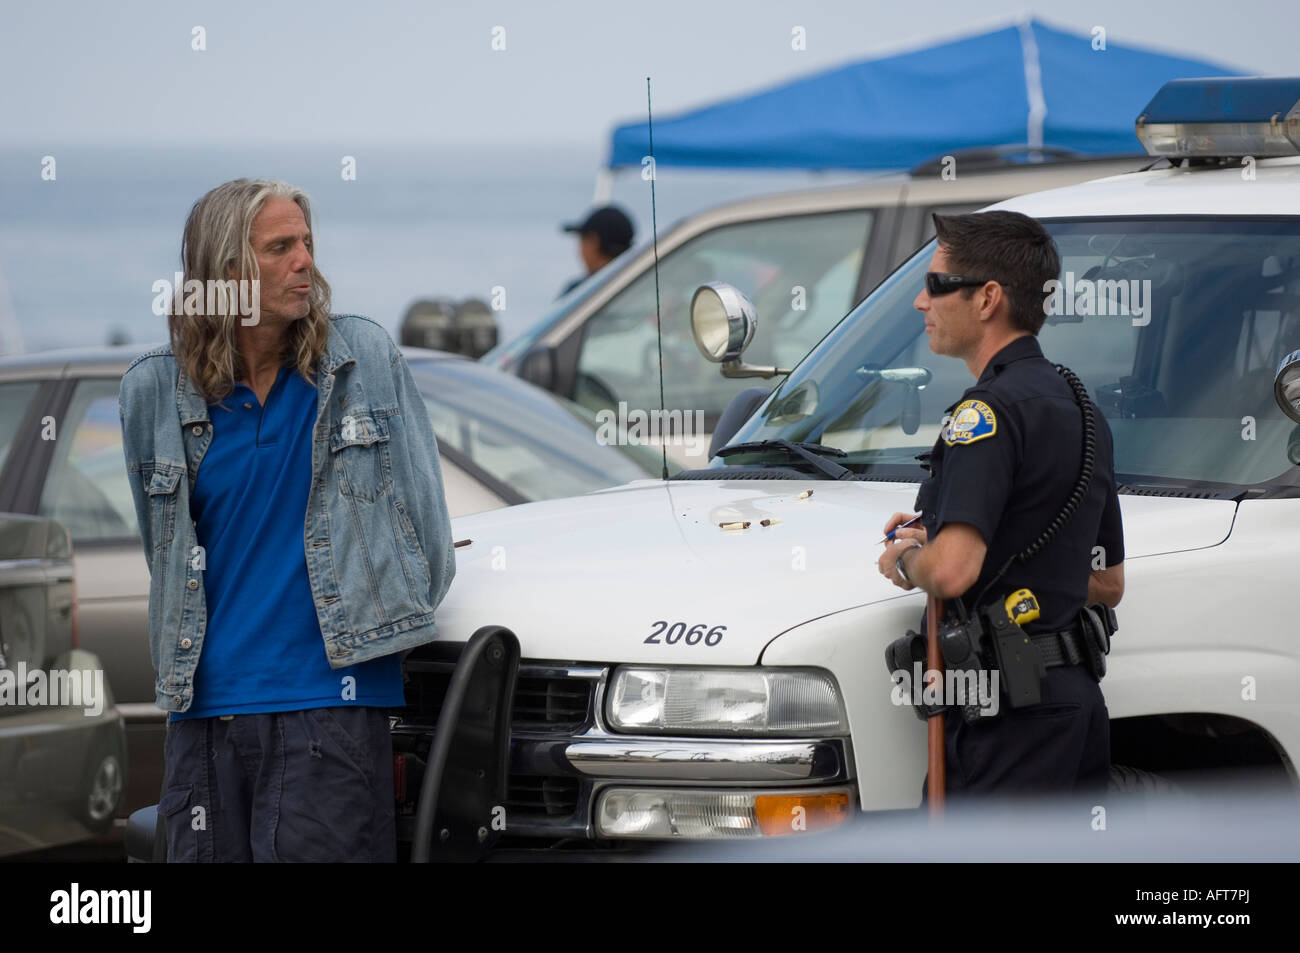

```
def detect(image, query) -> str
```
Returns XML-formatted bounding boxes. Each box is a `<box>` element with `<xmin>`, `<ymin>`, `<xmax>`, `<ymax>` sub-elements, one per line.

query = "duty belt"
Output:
<box><xmin>1029</xmin><ymin>624</ymin><xmax>1088</xmax><ymax>668</ymax></box>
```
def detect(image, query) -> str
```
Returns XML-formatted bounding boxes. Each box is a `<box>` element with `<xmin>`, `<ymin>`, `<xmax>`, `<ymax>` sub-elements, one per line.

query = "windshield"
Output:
<box><xmin>712</xmin><ymin>218</ymin><xmax>1300</xmax><ymax>493</ymax></box>
<box><xmin>409</xmin><ymin>358</ymin><xmax>660</xmax><ymax>501</ymax></box>
<box><xmin>481</xmin><ymin>244</ymin><xmax>637</xmax><ymax>371</ymax></box>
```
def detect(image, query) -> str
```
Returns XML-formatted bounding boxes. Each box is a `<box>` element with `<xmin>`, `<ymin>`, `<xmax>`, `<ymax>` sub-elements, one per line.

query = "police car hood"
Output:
<box><xmin>432</xmin><ymin>479</ymin><xmax>1235</xmax><ymax>664</ymax></box>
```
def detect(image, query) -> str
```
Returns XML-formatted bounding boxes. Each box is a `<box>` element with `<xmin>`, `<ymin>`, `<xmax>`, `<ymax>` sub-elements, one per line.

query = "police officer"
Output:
<box><xmin>876</xmin><ymin>210</ymin><xmax>1125</xmax><ymax>800</ymax></box>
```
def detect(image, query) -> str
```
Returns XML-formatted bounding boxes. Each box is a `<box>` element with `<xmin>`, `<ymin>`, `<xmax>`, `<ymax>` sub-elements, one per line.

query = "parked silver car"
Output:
<box><xmin>0</xmin><ymin>513</ymin><xmax>126</xmax><ymax>857</ymax></box>
<box><xmin>0</xmin><ymin>343</ymin><xmax>658</xmax><ymax>819</ymax></box>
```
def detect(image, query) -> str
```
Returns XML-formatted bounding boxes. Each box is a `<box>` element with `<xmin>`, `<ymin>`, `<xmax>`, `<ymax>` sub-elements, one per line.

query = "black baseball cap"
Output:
<box><xmin>562</xmin><ymin>205</ymin><xmax>634</xmax><ymax>253</ymax></box>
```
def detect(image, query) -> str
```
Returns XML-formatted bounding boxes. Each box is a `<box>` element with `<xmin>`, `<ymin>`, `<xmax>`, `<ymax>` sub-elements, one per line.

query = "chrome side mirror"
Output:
<box><xmin>1275</xmin><ymin>349</ymin><xmax>1300</xmax><ymax>424</ymax></box>
<box><xmin>689</xmin><ymin>282</ymin><xmax>790</xmax><ymax>380</ymax></box>
<box><xmin>691</xmin><ymin>282</ymin><xmax>755</xmax><ymax>362</ymax></box>
<box><xmin>518</xmin><ymin>343</ymin><xmax>556</xmax><ymax>392</ymax></box>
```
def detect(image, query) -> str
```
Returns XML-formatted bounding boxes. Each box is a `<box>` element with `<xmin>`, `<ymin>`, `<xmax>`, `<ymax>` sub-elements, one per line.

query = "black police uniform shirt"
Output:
<box><xmin>914</xmin><ymin>334</ymin><xmax>1124</xmax><ymax>634</ymax></box>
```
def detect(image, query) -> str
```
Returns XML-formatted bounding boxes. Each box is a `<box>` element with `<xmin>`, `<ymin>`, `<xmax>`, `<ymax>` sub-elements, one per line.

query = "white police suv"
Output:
<box><xmin>417</xmin><ymin>78</ymin><xmax>1300</xmax><ymax>851</ymax></box>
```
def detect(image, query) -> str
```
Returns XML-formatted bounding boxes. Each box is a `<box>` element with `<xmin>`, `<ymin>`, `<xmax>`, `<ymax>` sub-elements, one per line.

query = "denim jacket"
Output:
<box><xmin>119</xmin><ymin>314</ymin><xmax>457</xmax><ymax>713</ymax></box>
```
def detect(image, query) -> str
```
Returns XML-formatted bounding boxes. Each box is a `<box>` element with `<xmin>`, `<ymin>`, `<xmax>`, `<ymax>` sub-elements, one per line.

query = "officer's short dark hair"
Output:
<box><xmin>932</xmin><ymin>211</ymin><xmax>1060</xmax><ymax>335</ymax></box>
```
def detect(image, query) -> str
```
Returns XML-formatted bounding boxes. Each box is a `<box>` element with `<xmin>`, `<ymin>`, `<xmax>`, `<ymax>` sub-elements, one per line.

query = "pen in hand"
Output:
<box><xmin>878</xmin><ymin>514</ymin><xmax>921</xmax><ymax>545</ymax></box>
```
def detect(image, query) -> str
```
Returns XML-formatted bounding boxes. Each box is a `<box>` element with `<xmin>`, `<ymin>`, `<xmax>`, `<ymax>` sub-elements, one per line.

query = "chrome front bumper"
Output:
<box><xmin>564</xmin><ymin>738</ymin><xmax>844</xmax><ymax>782</ymax></box>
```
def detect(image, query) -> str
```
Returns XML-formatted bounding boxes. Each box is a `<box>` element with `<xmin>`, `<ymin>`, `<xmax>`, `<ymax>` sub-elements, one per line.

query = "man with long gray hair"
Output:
<box><xmin>120</xmin><ymin>179</ymin><xmax>457</xmax><ymax>861</ymax></box>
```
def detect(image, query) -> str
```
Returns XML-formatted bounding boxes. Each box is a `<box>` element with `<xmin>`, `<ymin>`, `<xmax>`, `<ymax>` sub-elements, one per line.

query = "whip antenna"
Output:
<box><xmin>645</xmin><ymin>76</ymin><xmax>669</xmax><ymax>480</ymax></box>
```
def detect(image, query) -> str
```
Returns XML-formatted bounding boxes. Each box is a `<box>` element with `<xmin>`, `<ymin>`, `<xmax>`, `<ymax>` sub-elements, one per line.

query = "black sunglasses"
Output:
<box><xmin>925</xmin><ymin>272</ymin><xmax>995</xmax><ymax>296</ymax></box>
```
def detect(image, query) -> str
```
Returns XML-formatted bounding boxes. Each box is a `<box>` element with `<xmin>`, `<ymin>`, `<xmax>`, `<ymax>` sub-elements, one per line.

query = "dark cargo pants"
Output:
<box><xmin>159</xmin><ymin>706</ymin><xmax>396</xmax><ymax>862</ymax></box>
<box><xmin>922</xmin><ymin>665</ymin><xmax>1111</xmax><ymax>801</ymax></box>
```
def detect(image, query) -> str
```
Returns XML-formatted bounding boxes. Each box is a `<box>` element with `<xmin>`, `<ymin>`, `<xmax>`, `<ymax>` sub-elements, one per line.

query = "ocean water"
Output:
<box><xmin>0</xmin><ymin>143</ymin><xmax>859</xmax><ymax>356</ymax></box>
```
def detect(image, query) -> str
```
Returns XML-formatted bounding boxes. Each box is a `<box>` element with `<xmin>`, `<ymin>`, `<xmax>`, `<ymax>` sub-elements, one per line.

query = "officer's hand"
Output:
<box><xmin>893</xmin><ymin>525</ymin><xmax>927</xmax><ymax>545</ymax></box>
<box><xmin>882</xmin><ymin>512</ymin><xmax>916</xmax><ymax>540</ymax></box>
<box><xmin>877</xmin><ymin>539</ymin><xmax>917</xmax><ymax>591</ymax></box>
<box><xmin>882</xmin><ymin>512</ymin><xmax>927</xmax><ymax>546</ymax></box>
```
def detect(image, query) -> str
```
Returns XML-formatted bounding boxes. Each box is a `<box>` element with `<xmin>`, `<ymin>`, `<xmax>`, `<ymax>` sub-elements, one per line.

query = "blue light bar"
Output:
<box><xmin>1135</xmin><ymin>77</ymin><xmax>1300</xmax><ymax>158</ymax></box>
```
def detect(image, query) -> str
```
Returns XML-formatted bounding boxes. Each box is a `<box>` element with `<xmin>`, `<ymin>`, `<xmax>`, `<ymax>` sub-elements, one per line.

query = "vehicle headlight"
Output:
<box><xmin>596</xmin><ymin>787</ymin><xmax>854</xmax><ymax>839</ymax></box>
<box><xmin>606</xmin><ymin>667</ymin><xmax>848</xmax><ymax>735</ymax></box>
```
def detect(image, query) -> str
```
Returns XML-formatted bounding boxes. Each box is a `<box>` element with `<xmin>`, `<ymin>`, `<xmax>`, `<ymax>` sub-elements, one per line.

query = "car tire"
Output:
<box><xmin>1108</xmin><ymin>763</ymin><xmax>1179</xmax><ymax>796</ymax></box>
<box><xmin>73</xmin><ymin>729</ymin><xmax>127</xmax><ymax>834</ymax></box>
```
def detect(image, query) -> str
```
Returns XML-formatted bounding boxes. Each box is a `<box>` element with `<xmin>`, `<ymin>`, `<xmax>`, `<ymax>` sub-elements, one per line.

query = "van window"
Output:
<box><xmin>0</xmin><ymin>381</ymin><xmax>40</xmax><ymax>476</ymax></box>
<box><xmin>572</xmin><ymin>210</ymin><xmax>873</xmax><ymax>425</ymax></box>
<box><xmin>38</xmin><ymin>379</ymin><xmax>137</xmax><ymax>542</ymax></box>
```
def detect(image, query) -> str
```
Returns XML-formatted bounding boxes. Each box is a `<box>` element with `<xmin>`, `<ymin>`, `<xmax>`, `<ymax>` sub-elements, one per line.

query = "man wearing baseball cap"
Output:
<box><xmin>559</xmin><ymin>205</ymin><xmax>635</xmax><ymax>297</ymax></box>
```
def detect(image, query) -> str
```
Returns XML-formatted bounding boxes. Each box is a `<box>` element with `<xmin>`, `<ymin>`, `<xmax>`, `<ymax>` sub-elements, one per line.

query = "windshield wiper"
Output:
<box><xmin>1118</xmin><ymin>479</ymin><xmax>1300</xmax><ymax>501</ymax></box>
<box><xmin>716</xmin><ymin>439</ymin><xmax>856</xmax><ymax>481</ymax></box>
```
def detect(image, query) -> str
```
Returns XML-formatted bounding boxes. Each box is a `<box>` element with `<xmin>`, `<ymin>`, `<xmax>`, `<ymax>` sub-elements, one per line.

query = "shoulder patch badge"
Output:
<box><xmin>943</xmin><ymin>399</ymin><xmax>997</xmax><ymax>446</ymax></box>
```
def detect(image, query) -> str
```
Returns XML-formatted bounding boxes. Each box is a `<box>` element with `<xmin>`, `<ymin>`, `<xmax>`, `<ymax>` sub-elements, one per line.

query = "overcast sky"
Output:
<box><xmin>3</xmin><ymin>0</ymin><xmax>1295</xmax><ymax>157</ymax></box>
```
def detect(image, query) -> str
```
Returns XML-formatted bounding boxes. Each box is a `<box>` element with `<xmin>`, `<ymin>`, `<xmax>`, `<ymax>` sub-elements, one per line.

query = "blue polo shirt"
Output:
<box><xmin>171</xmin><ymin>365</ymin><xmax>406</xmax><ymax>721</ymax></box>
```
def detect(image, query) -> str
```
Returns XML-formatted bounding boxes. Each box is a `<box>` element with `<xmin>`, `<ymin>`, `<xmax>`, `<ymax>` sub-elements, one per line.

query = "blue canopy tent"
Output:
<box><xmin>606</xmin><ymin>17</ymin><xmax>1243</xmax><ymax>173</ymax></box>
